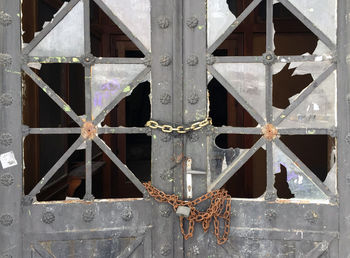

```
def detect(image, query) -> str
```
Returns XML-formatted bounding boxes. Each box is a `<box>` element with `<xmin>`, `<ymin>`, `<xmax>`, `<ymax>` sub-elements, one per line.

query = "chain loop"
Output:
<box><xmin>143</xmin><ymin>182</ymin><xmax>231</xmax><ymax>245</ymax></box>
<box><xmin>145</xmin><ymin>117</ymin><xmax>212</xmax><ymax>134</ymax></box>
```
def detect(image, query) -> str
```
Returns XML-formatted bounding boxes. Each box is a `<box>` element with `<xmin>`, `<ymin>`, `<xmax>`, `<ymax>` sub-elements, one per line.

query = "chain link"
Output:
<box><xmin>145</xmin><ymin>117</ymin><xmax>212</xmax><ymax>134</ymax></box>
<box><xmin>143</xmin><ymin>182</ymin><xmax>231</xmax><ymax>245</ymax></box>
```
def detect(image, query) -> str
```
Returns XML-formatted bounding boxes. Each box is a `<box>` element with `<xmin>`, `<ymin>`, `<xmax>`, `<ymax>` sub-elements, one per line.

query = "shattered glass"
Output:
<box><xmin>288</xmin><ymin>0</ymin><xmax>337</xmax><ymax>44</ymax></box>
<box><xmin>101</xmin><ymin>0</ymin><xmax>151</xmax><ymax>51</ymax></box>
<box><xmin>91</xmin><ymin>64</ymin><xmax>145</xmax><ymax>119</ymax></box>
<box><xmin>273</xmin><ymin>144</ymin><xmax>329</xmax><ymax>200</ymax></box>
<box><xmin>213</xmin><ymin>63</ymin><xmax>266</xmax><ymax>118</ymax></box>
<box><xmin>29</xmin><ymin>1</ymin><xmax>84</xmax><ymax>57</ymax></box>
<box><xmin>278</xmin><ymin>70</ymin><xmax>336</xmax><ymax>128</ymax></box>
<box><xmin>207</xmin><ymin>0</ymin><xmax>236</xmax><ymax>48</ymax></box>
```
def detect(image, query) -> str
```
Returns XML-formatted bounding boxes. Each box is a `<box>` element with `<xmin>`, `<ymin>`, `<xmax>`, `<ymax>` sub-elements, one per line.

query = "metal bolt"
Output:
<box><xmin>42</xmin><ymin>211</ymin><xmax>55</xmax><ymax>224</ymax></box>
<box><xmin>206</xmin><ymin>54</ymin><xmax>216</xmax><ymax>65</ymax></box>
<box><xmin>160</xmin><ymin>93</ymin><xmax>171</xmax><ymax>105</ymax></box>
<box><xmin>0</xmin><ymin>133</ymin><xmax>12</xmax><ymax>147</ymax></box>
<box><xmin>160</xmin><ymin>244</ymin><xmax>171</xmax><ymax>256</ymax></box>
<box><xmin>159</xmin><ymin>204</ymin><xmax>172</xmax><ymax>218</ymax></box>
<box><xmin>158</xmin><ymin>16</ymin><xmax>170</xmax><ymax>29</ymax></box>
<box><xmin>121</xmin><ymin>207</ymin><xmax>133</xmax><ymax>221</ymax></box>
<box><xmin>187</xmin><ymin>55</ymin><xmax>199</xmax><ymax>66</ymax></box>
<box><xmin>0</xmin><ymin>53</ymin><xmax>12</xmax><ymax>67</ymax></box>
<box><xmin>186</xmin><ymin>17</ymin><xmax>199</xmax><ymax>28</ymax></box>
<box><xmin>142</xmin><ymin>55</ymin><xmax>151</xmax><ymax>67</ymax></box>
<box><xmin>265</xmin><ymin>209</ymin><xmax>277</xmax><ymax>221</ymax></box>
<box><xmin>187</xmin><ymin>92</ymin><xmax>199</xmax><ymax>105</ymax></box>
<box><xmin>304</xmin><ymin>210</ymin><xmax>319</xmax><ymax>224</ymax></box>
<box><xmin>0</xmin><ymin>214</ymin><xmax>13</xmax><ymax>226</ymax></box>
<box><xmin>0</xmin><ymin>173</ymin><xmax>14</xmax><ymax>186</ymax></box>
<box><xmin>262</xmin><ymin>52</ymin><xmax>276</xmax><ymax>65</ymax></box>
<box><xmin>189</xmin><ymin>131</ymin><xmax>199</xmax><ymax>142</ymax></box>
<box><xmin>0</xmin><ymin>93</ymin><xmax>13</xmax><ymax>106</ymax></box>
<box><xmin>160</xmin><ymin>55</ymin><xmax>172</xmax><ymax>66</ymax></box>
<box><xmin>0</xmin><ymin>11</ymin><xmax>12</xmax><ymax>26</ymax></box>
<box><xmin>82</xmin><ymin>208</ymin><xmax>95</xmax><ymax>222</ymax></box>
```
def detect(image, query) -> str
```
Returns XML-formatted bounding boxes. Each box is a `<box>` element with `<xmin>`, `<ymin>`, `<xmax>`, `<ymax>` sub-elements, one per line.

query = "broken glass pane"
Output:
<box><xmin>207</xmin><ymin>0</ymin><xmax>236</xmax><ymax>48</ymax></box>
<box><xmin>213</xmin><ymin>63</ymin><xmax>266</xmax><ymax>118</ymax></box>
<box><xmin>273</xmin><ymin>143</ymin><xmax>328</xmax><ymax>200</ymax></box>
<box><xmin>101</xmin><ymin>0</ymin><xmax>151</xmax><ymax>51</ymax></box>
<box><xmin>288</xmin><ymin>0</ymin><xmax>337</xmax><ymax>44</ymax></box>
<box><xmin>29</xmin><ymin>1</ymin><xmax>84</xmax><ymax>57</ymax></box>
<box><xmin>91</xmin><ymin>64</ymin><xmax>145</xmax><ymax>119</ymax></box>
<box><xmin>278</xmin><ymin>70</ymin><xmax>336</xmax><ymax>128</ymax></box>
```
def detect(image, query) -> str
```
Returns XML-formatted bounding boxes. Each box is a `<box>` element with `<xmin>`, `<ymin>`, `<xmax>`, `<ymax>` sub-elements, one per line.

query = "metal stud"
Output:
<box><xmin>304</xmin><ymin>210</ymin><xmax>319</xmax><ymax>224</ymax></box>
<box><xmin>191</xmin><ymin>245</ymin><xmax>200</xmax><ymax>256</ymax></box>
<box><xmin>160</xmin><ymin>93</ymin><xmax>171</xmax><ymax>105</ymax></box>
<box><xmin>189</xmin><ymin>131</ymin><xmax>199</xmax><ymax>142</ymax></box>
<box><xmin>158</xmin><ymin>16</ymin><xmax>170</xmax><ymax>29</ymax></box>
<box><xmin>0</xmin><ymin>173</ymin><xmax>14</xmax><ymax>186</ymax></box>
<box><xmin>80</xmin><ymin>53</ymin><xmax>95</xmax><ymax>66</ymax></box>
<box><xmin>160</xmin><ymin>244</ymin><xmax>171</xmax><ymax>256</ymax></box>
<box><xmin>142</xmin><ymin>55</ymin><xmax>151</xmax><ymax>67</ymax></box>
<box><xmin>187</xmin><ymin>55</ymin><xmax>199</xmax><ymax>66</ymax></box>
<box><xmin>265</xmin><ymin>209</ymin><xmax>277</xmax><ymax>221</ymax></box>
<box><xmin>186</xmin><ymin>17</ymin><xmax>199</xmax><ymax>28</ymax></box>
<box><xmin>160</xmin><ymin>55</ymin><xmax>172</xmax><ymax>66</ymax></box>
<box><xmin>42</xmin><ymin>211</ymin><xmax>55</xmax><ymax>224</ymax></box>
<box><xmin>0</xmin><ymin>214</ymin><xmax>13</xmax><ymax>226</ymax></box>
<box><xmin>262</xmin><ymin>52</ymin><xmax>276</xmax><ymax>65</ymax></box>
<box><xmin>0</xmin><ymin>53</ymin><xmax>12</xmax><ymax>67</ymax></box>
<box><xmin>0</xmin><ymin>93</ymin><xmax>13</xmax><ymax>106</ymax></box>
<box><xmin>121</xmin><ymin>207</ymin><xmax>133</xmax><ymax>221</ymax></box>
<box><xmin>82</xmin><ymin>208</ymin><xmax>95</xmax><ymax>222</ymax></box>
<box><xmin>159</xmin><ymin>204</ymin><xmax>172</xmax><ymax>218</ymax></box>
<box><xmin>0</xmin><ymin>11</ymin><xmax>12</xmax><ymax>26</ymax></box>
<box><xmin>0</xmin><ymin>133</ymin><xmax>12</xmax><ymax>147</ymax></box>
<box><xmin>187</xmin><ymin>92</ymin><xmax>199</xmax><ymax>105</ymax></box>
<box><xmin>206</xmin><ymin>54</ymin><xmax>216</xmax><ymax>65</ymax></box>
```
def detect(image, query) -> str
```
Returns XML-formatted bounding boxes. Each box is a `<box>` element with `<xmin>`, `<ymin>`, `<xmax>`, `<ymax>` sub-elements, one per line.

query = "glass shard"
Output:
<box><xmin>207</xmin><ymin>0</ymin><xmax>236</xmax><ymax>48</ymax></box>
<box><xmin>273</xmin><ymin>143</ymin><xmax>328</xmax><ymax>200</ymax></box>
<box><xmin>29</xmin><ymin>1</ymin><xmax>84</xmax><ymax>57</ymax></box>
<box><xmin>279</xmin><ymin>70</ymin><xmax>336</xmax><ymax>128</ymax></box>
<box><xmin>213</xmin><ymin>63</ymin><xmax>266</xmax><ymax>118</ymax></box>
<box><xmin>288</xmin><ymin>0</ymin><xmax>337</xmax><ymax>44</ymax></box>
<box><xmin>91</xmin><ymin>64</ymin><xmax>145</xmax><ymax>119</ymax></box>
<box><xmin>101</xmin><ymin>0</ymin><xmax>151</xmax><ymax>51</ymax></box>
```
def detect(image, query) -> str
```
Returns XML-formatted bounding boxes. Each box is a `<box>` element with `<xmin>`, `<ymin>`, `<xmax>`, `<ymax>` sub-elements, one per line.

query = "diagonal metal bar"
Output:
<box><xmin>208</xmin><ymin>65</ymin><xmax>265</xmax><ymax>125</ymax></box>
<box><xmin>209</xmin><ymin>137</ymin><xmax>266</xmax><ymax>190</ymax></box>
<box><xmin>273</xmin><ymin>64</ymin><xmax>336</xmax><ymax>126</ymax></box>
<box><xmin>208</xmin><ymin>0</ymin><xmax>262</xmax><ymax>53</ymax></box>
<box><xmin>23</xmin><ymin>0</ymin><xmax>80</xmax><ymax>55</ymax></box>
<box><xmin>214</xmin><ymin>126</ymin><xmax>262</xmax><ymax>135</ymax></box>
<box><xmin>215</xmin><ymin>56</ymin><xmax>263</xmax><ymax>63</ymax></box>
<box><xmin>117</xmin><ymin>235</ymin><xmax>145</xmax><ymax>258</ymax></box>
<box><xmin>29</xmin><ymin>128</ymin><xmax>82</xmax><ymax>134</ymax></box>
<box><xmin>97</xmin><ymin>127</ymin><xmax>149</xmax><ymax>134</ymax></box>
<box><xmin>93</xmin><ymin>136</ymin><xmax>146</xmax><ymax>194</ymax></box>
<box><xmin>93</xmin><ymin>0</ymin><xmax>149</xmax><ymax>55</ymax></box>
<box><xmin>29</xmin><ymin>136</ymin><xmax>84</xmax><ymax>197</ymax></box>
<box><xmin>93</xmin><ymin>67</ymin><xmax>151</xmax><ymax>125</ymax></box>
<box><xmin>274</xmin><ymin>138</ymin><xmax>336</xmax><ymax>200</ymax></box>
<box><xmin>33</xmin><ymin>243</ymin><xmax>55</xmax><ymax>258</ymax></box>
<box><xmin>84</xmin><ymin>140</ymin><xmax>93</xmax><ymax>200</ymax></box>
<box><xmin>22</xmin><ymin>65</ymin><xmax>83</xmax><ymax>126</ymax></box>
<box><xmin>279</xmin><ymin>0</ymin><xmax>335</xmax><ymax>50</ymax></box>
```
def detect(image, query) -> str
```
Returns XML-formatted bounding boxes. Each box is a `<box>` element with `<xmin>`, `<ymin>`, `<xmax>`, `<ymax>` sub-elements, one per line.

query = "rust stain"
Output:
<box><xmin>262</xmin><ymin>124</ymin><xmax>278</xmax><ymax>141</ymax></box>
<box><xmin>81</xmin><ymin>121</ymin><xmax>97</xmax><ymax>140</ymax></box>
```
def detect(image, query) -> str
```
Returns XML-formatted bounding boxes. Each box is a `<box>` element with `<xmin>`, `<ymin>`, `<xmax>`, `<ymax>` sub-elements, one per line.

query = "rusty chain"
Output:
<box><xmin>145</xmin><ymin>117</ymin><xmax>212</xmax><ymax>134</ymax></box>
<box><xmin>143</xmin><ymin>182</ymin><xmax>231</xmax><ymax>245</ymax></box>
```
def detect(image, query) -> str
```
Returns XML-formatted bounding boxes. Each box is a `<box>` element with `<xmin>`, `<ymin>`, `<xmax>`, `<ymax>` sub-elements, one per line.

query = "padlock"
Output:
<box><xmin>176</xmin><ymin>206</ymin><xmax>191</xmax><ymax>218</ymax></box>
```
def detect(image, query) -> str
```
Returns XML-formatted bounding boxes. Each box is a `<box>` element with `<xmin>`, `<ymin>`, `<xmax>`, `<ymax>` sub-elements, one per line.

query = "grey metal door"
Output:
<box><xmin>0</xmin><ymin>0</ymin><xmax>350</xmax><ymax>257</ymax></box>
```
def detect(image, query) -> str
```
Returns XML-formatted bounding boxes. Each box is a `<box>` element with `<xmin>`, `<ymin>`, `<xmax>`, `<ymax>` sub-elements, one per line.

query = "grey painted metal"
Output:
<box><xmin>337</xmin><ymin>0</ymin><xmax>350</xmax><ymax>255</ymax></box>
<box><xmin>214</xmin><ymin>126</ymin><xmax>262</xmax><ymax>135</ymax></box>
<box><xmin>29</xmin><ymin>128</ymin><xmax>82</xmax><ymax>134</ymax></box>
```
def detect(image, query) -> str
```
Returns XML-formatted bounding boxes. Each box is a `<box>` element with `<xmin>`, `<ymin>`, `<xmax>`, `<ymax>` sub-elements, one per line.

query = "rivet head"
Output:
<box><xmin>0</xmin><ymin>173</ymin><xmax>14</xmax><ymax>186</ymax></box>
<box><xmin>160</xmin><ymin>244</ymin><xmax>171</xmax><ymax>256</ymax></box>
<box><xmin>206</xmin><ymin>55</ymin><xmax>216</xmax><ymax>65</ymax></box>
<box><xmin>159</xmin><ymin>205</ymin><xmax>172</xmax><ymax>218</ymax></box>
<box><xmin>142</xmin><ymin>55</ymin><xmax>151</xmax><ymax>67</ymax></box>
<box><xmin>158</xmin><ymin>16</ymin><xmax>170</xmax><ymax>29</ymax></box>
<box><xmin>189</xmin><ymin>131</ymin><xmax>199</xmax><ymax>142</ymax></box>
<box><xmin>187</xmin><ymin>55</ymin><xmax>199</xmax><ymax>66</ymax></box>
<box><xmin>304</xmin><ymin>210</ymin><xmax>319</xmax><ymax>224</ymax></box>
<box><xmin>160</xmin><ymin>93</ymin><xmax>171</xmax><ymax>105</ymax></box>
<box><xmin>0</xmin><ymin>214</ymin><xmax>13</xmax><ymax>226</ymax></box>
<box><xmin>80</xmin><ymin>53</ymin><xmax>95</xmax><ymax>66</ymax></box>
<box><xmin>0</xmin><ymin>93</ymin><xmax>13</xmax><ymax>106</ymax></box>
<box><xmin>187</xmin><ymin>92</ymin><xmax>199</xmax><ymax>105</ymax></box>
<box><xmin>0</xmin><ymin>11</ymin><xmax>12</xmax><ymax>26</ymax></box>
<box><xmin>160</xmin><ymin>55</ymin><xmax>172</xmax><ymax>66</ymax></box>
<box><xmin>121</xmin><ymin>207</ymin><xmax>133</xmax><ymax>221</ymax></box>
<box><xmin>262</xmin><ymin>52</ymin><xmax>276</xmax><ymax>65</ymax></box>
<box><xmin>42</xmin><ymin>211</ymin><xmax>55</xmax><ymax>224</ymax></box>
<box><xmin>0</xmin><ymin>133</ymin><xmax>12</xmax><ymax>147</ymax></box>
<box><xmin>186</xmin><ymin>17</ymin><xmax>199</xmax><ymax>28</ymax></box>
<box><xmin>265</xmin><ymin>209</ymin><xmax>277</xmax><ymax>221</ymax></box>
<box><xmin>82</xmin><ymin>208</ymin><xmax>95</xmax><ymax>222</ymax></box>
<box><xmin>0</xmin><ymin>54</ymin><xmax>12</xmax><ymax>67</ymax></box>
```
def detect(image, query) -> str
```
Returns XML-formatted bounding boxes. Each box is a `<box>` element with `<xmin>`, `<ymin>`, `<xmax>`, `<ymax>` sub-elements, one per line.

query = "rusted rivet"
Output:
<box><xmin>265</xmin><ymin>209</ymin><xmax>277</xmax><ymax>221</ymax></box>
<box><xmin>0</xmin><ymin>173</ymin><xmax>14</xmax><ymax>186</ymax></box>
<box><xmin>81</xmin><ymin>121</ymin><xmax>97</xmax><ymax>140</ymax></box>
<box><xmin>0</xmin><ymin>93</ymin><xmax>13</xmax><ymax>106</ymax></box>
<box><xmin>0</xmin><ymin>53</ymin><xmax>12</xmax><ymax>67</ymax></box>
<box><xmin>206</xmin><ymin>54</ymin><xmax>216</xmax><ymax>65</ymax></box>
<box><xmin>304</xmin><ymin>210</ymin><xmax>319</xmax><ymax>224</ymax></box>
<box><xmin>121</xmin><ymin>207</ymin><xmax>133</xmax><ymax>221</ymax></box>
<box><xmin>42</xmin><ymin>211</ymin><xmax>55</xmax><ymax>224</ymax></box>
<box><xmin>160</xmin><ymin>244</ymin><xmax>171</xmax><ymax>256</ymax></box>
<box><xmin>186</xmin><ymin>17</ymin><xmax>199</xmax><ymax>28</ymax></box>
<box><xmin>262</xmin><ymin>52</ymin><xmax>276</xmax><ymax>65</ymax></box>
<box><xmin>262</xmin><ymin>124</ymin><xmax>278</xmax><ymax>141</ymax></box>
<box><xmin>159</xmin><ymin>204</ymin><xmax>172</xmax><ymax>218</ymax></box>
<box><xmin>0</xmin><ymin>133</ymin><xmax>12</xmax><ymax>147</ymax></box>
<box><xmin>189</xmin><ymin>131</ymin><xmax>199</xmax><ymax>142</ymax></box>
<box><xmin>0</xmin><ymin>11</ymin><xmax>12</xmax><ymax>26</ymax></box>
<box><xmin>0</xmin><ymin>214</ymin><xmax>13</xmax><ymax>226</ymax></box>
<box><xmin>160</xmin><ymin>55</ymin><xmax>172</xmax><ymax>66</ymax></box>
<box><xmin>82</xmin><ymin>208</ymin><xmax>95</xmax><ymax>222</ymax></box>
<box><xmin>187</xmin><ymin>55</ymin><xmax>199</xmax><ymax>66</ymax></box>
<box><xmin>187</xmin><ymin>92</ymin><xmax>199</xmax><ymax>105</ymax></box>
<box><xmin>160</xmin><ymin>93</ymin><xmax>171</xmax><ymax>105</ymax></box>
<box><xmin>158</xmin><ymin>16</ymin><xmax>170</xmax><ymax>29</ymax></box>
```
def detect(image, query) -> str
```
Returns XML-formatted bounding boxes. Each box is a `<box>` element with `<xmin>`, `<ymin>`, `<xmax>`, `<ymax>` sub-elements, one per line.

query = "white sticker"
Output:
<box><xmin>0</xmin><ymin>151</ymin><xmax>18</xmax><ymax>169</ymax></box>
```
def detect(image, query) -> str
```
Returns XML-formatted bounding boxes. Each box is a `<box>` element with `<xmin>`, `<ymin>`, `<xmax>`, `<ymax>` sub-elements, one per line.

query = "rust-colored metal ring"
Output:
<box><xmin>81</xmin><ymin>121</ymin><xmax>97</xmax><ymax>140</ymax></box>
<box><xmin>262</xmin><ymin>124</ymin><xmax>278</xmax><ymax>141</ymax></box>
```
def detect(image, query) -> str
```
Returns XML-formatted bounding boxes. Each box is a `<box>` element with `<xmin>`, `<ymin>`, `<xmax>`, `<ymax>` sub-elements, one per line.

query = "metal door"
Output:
<box><xmin>0</xmin><ymin>0</ymin><xmax>349</xmax><ymax>257</ymax></box>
